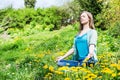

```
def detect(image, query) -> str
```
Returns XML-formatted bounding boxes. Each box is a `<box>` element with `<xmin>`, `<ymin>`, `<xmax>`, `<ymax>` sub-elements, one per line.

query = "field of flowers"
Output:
<box><xmin>0</xmin><ymin>25</ymin><xmax>120</xmax><ymax>80</ymax></box>
<box><xmin>42</xmin><ymin>52</ymin><xmax>120</xmax><ymax>80</ymax></box>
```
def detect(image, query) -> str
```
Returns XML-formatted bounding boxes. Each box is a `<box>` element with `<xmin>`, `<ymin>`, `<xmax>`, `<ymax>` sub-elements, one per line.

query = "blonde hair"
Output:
<box><xmin>79</xmin><ymin>11</ymin><xmax>95</xmax><ymax>31</ymax></box>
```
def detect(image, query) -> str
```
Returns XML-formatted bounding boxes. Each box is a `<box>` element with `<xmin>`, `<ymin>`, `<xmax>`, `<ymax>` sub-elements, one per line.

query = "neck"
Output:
<box><xmin>83</xmin><ymin>23</ymin><xmax>90</xmax><ymax>30</ymax></box>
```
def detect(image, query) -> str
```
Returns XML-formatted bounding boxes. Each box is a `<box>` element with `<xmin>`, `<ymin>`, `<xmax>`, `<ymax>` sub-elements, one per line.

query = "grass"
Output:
<box><xmin>0</xmin><ymin>25</ymin><xmax>120</xmax><ymax>80</ymax></box>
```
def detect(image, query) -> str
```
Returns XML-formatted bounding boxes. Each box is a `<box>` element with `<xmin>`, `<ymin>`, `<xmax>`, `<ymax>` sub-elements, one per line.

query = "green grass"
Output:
<box><xmin>0</xmin><ymin>25</ymin><xmax>119</xmax><ymax>80</ymax></box>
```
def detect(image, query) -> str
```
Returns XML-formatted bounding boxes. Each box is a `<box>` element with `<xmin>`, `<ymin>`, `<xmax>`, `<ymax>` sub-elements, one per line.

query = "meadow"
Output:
<box><xmin>0</xmin><ymin>0</ymin><xmax>120</xmax><ymax>79</ymax></box>
<box><xmin>0</xmin><ymin>24</ymin><xmax>120</xmax><ymax>80</ymax></box>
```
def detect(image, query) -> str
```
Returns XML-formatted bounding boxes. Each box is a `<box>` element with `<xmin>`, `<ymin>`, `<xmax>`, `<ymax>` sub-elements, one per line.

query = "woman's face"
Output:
<box><xmin>80</xmin><ymin>12</ymin><xmax>89</xmax><ymax>25</ymax></box>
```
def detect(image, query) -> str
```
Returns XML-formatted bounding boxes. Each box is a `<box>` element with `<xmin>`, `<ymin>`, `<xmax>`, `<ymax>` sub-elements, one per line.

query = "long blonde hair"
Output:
<box><xmin>79</xmin><ymin>11</ymin><xmax>95</xmax><ymax>31</ymax></box>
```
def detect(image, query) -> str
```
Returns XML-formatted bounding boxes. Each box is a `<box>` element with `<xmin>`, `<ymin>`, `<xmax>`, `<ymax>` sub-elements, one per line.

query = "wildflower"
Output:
<box><xmin>38</xmin><ymin>54</ymin><xmax>44</xmax><ymax>58</ymax></box>
<box><xmin>43</xmin><ymin>65</ymin><xmax>48</xmax><ymax>69</ymax></box>
<box><xmin>84</xmin><ymin>73</ymin><xmax>97</xmax><ymax>79</ymax></box>
<box><xmin>87</xmin><ymin>78</ymin><xmax>93</xmax><ymax>80</ymax></box>
<box><xmin>82</xmin><ymin>63</ymin><xmax>86</xmax><ymax>67</ymax></box>
<box><xmin>54</xmin><ymin>71</ymin><xmax>63</xmax><ymax>75</ymax></box>
<box><xmin>98</xmin><ymin>76</ymin><xmax>102</xmax><ymax>78</ymax></box>
<box><xmin>101</xmin><ymin>68</ymin><xmax>113</xmax><ymax>74</ymax></box>
<box><xmin>58</xmin><ymin>66</ymin><xmax>69</xmax><ymax>71</ymax></box>
<box><xmin>118</xmin><ymin>60</ymin><xmax>120</xmax><ymax>64</ymax></box>
<box><xmin>89</xmin><ymin>73</ymin><xmax>97</xmax><ymax>79</ymax></box>
<box><xmin>112</xmin><ymin>73</ymin><xmax>116</xmax><ymax>77</ymax></box>
<box><xmin>90</xmin><ymin>64</ymin><xmax>94</xmax><ymax>67</ymax></box>
<box><xmin>49</xmin><ymin>66</ymin><xmax>54</xmax><ymax>72</ymax></box>
<box><xmin>84</xmin><ymin>75</ymin><xmax>89</xmax><ymax>79</ymax></box>
<box><xmin>58</xmin><ymin>52</ymin><xmax>64</xmax><ymax>55</ymax></box>
<box><xmin>117</xmin><ymin>65</ymin><xmax>120</xmax><ymax>70</ymax></box>
<box><xmin>70</xmin><ymin>67</ymin><xmax>78</xmax><ymax>72</ymax></box>
<box><xmin>64</xmin><ymin>77</ymin><xmax>71</xmax><ymax>80</ymax></box>
<box><xmin>118</xmin><ymin>72</ymin><xmax>120</xmax><ymax>76</ymax></box>
<box><xmin>110</xmin><ymin>64</ymin><xmax>117</xmax><ymax>67</ymax></box>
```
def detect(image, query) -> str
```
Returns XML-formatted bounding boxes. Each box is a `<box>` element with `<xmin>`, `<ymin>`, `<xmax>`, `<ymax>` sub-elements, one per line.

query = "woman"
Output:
<box><xmin>56</xmin><ymin>11</ymin><xmax>98</xmax><ymax>67</ymax></box>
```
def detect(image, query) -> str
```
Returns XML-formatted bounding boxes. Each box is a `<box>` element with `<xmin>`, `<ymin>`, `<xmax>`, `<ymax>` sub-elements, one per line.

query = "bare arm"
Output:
<box><xmin>87</xmin><ymin>44</ymin><xmax>95</xmax><ymax>58</ymax></box>
<box><xmin>56</xmin><ymin>48</ymin><xmax>74</xmax><ymax>61</ymax></box>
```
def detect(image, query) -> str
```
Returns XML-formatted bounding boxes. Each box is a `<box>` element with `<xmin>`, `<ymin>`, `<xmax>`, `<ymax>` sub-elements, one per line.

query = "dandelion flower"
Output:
<box><xmin>64</xmin><ymin>77</ymin><xmax>71</xmax><ymax>80</ymax></box>
<box><xmin>43</xmin><ymin>65</ymin><xmax>48</xmax><ymax>69</ymax></box>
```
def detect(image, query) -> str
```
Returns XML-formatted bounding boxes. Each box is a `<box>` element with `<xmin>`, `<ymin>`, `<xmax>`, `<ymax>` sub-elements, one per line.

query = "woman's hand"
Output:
<box><xmin>55</xmin><ymin>48</ymin><xmax>74</xmax><ymax>62</ymax></box>
<box><xmin>87</xmin><ymin>53</ymin><xmax>93</xmax><ymax>59</ymax></box>
<box><xmin>56</xmin><ymin>56</ymin><xmax>64</xmax><ymax>62</ymax></box>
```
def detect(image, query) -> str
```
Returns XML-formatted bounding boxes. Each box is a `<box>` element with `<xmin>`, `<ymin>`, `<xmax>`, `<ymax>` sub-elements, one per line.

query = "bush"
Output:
<box><xmin>0</xmin><ymin>7</ymin><xmax>70</xmax><ymax>31</ymax></box>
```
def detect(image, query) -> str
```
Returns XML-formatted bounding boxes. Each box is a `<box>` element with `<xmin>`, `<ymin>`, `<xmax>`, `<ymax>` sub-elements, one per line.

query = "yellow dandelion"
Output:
<box><xmin>43</xmin><ymin>65</ymin><xmax>48</xmax><ymax>69</ymax></box>
<box><xmin>38</xmin><ymin>54</ymin><xmax>44</xmax><ymax>58</ymax></box>
<box><xmin>118</xmin><ymin>72</ymin><xmax>120</xmax><ymax>76</ymax></box>
<box><xmin>49</xmin><ymin>66</ymin><xmax>54</xmax><ymax>72</ymax></box>
<box><xmin>87</xmin><ymin>78</ymin><xmax>92</xmax><ymax>80</ymax></box>
<box><xmin>82</xmin><ymin>63</ymin><xmax>86</xmax><ymax>67</ymax></box>
<box><xmin>118</xmin><ymin>60</ymin><xmax>120</xmax><ymax>64</ymax></box>
<box><xmin>64</xmin><ymin>77</ymin><xmax>71</xmax><ymax>80</ymax></box>
<box><xmin>89</xmin><ymin>73</ymin><xmax>97</xmax><ymax>79</ymax></box>
<box><xmin>54</xmin><ymin>71</ymin><xmax>63</xmax><ymax>75</ymax></box>
<box><xmin>110</xmin><ymin>64</ymin><xmax>117</xmax><ymax>67</ymax></box>
<box><xmin>117</xmin><ymin>65</ymin><xmax>120</xmax><ymax>70</ymax></box>
<box><xmin>58</xmin><ymin>66</ymin><xmax>69</xmax><ymax>71</ymax></box>
<box><xmin>98</xmin><ymin>76</ymin><xmax>102</xmax><ymax>78</ymax></box>
<box><xmin>80</xmin><ymin>68</ymin><xmax>89</xmax><ymax>72</ymax></box>
<box><xmin>70</xmin><ymin>67</ymin><xmax>78</xmax><ymax>72</ymax></box>
<box><xmin>112</xmin><ymin>73</ymin><xmax>116</xmax><ymax>77</ymax></box>
<box><xmin>58</xmin><ymin>52</ymin><xmax>64</xmax><ymax>55</ymax></box>
<box><xmin>90</xmin><ymin>64</ymin><xmax>94</xmax><ymax>67</ymax></box>
<box><xmin>101</xmin><ymin>68</ymin><xmax>113</xmax><ymax>74</ymax></box>
<box><xmin>84</xmin><ymin>75</ymin><xmax>89</xmax><ymax>79</ymax></box>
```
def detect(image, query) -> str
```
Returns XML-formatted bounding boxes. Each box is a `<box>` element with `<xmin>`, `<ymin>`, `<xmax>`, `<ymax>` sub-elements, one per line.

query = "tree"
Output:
<box><xmin>24</xmin><ymin>0</ymin><xmax>36</xmax><ymax>8</ymax></box>
<box><xmin>96</xmin><ymin>0</ymin><xmax>120</xmax><ymax>30</ymax></box>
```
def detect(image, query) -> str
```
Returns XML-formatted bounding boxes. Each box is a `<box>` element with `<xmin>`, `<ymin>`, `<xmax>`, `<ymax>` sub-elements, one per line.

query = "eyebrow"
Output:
<box><xmin>80</xmin><ymin>15</ymin><xmax>85</xmax><ymax>17</ymax></box>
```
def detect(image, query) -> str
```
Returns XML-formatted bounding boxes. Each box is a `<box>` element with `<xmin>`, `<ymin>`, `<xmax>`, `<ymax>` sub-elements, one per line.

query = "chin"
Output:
<box><xmin>81</xmin><ymin>21</ymin><xmax>88</xmax><ymax>25</ymax></box>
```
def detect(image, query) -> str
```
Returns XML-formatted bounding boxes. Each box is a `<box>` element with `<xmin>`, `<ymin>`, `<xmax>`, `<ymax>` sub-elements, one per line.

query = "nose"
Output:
<box><xmin>80</xmin><ymin>17</ymin><xmax>84</xmax><ymax>21</ymax></box>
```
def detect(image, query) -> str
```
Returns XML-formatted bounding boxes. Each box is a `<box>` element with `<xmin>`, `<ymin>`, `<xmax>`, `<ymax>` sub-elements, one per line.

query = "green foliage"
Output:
<box><xmin>75</xmin><ymin>0</ymin><xmax>102</xmax><ymax>16</ymax></box>
<box><xmin>108</xmin><ymin>22</ymin><xmax>120</xmax><ymax>38</ymax></box>
<box><xmin>0</xmin><ymin>7</ymin><xmax>70</xmax><ymax>31</ymax></box>
<box><xmin>0</xmin><ymin>0</ymin><xmax>120</xmax><ymax>79</ymax></box>
<box><xmin>0</xmin><ymin>37</ymin><xmax>25</xmax><ymax>51</ymax></box>
<box><xmin>0</xmin><ymin>25</ymin><xmax>120</xmax><ymax>80</ymax></box>
<box><xmin>96</xmin><ymin>0</ymin><xmax>120</xmax><ymax>30</ymax></box>
<box><xmin>97</xmin><ymin>28</ymin><xmax>119</xmax><ymax>53</ymax></box>
<box><xmin>24</xmin><ymin>0</ymin><xmax>36</xmax><ymax>8</ymax></box>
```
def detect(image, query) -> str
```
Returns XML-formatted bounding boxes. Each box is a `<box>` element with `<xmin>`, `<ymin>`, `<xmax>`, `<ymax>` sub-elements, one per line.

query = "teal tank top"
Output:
<box><xmin>75</xmin><ymin>33</ymin><xmax>88</xmax><ymax>60</ymax></box>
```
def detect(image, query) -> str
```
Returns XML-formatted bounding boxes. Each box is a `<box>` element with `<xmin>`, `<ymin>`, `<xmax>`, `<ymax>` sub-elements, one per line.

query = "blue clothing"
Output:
<box><xmin>75</xmin><ymin>33</ymin><xmax>89</xmax><ymax>60</ymax></box>
<box><xmin>57</xmin><ymin>57</ymin><xmax>97</xmax><ymax>67</ymax></box>
<box><xmin>57</xmin><ymin>29</ymin><xmax>98</xmax><ymax>67</ymax></box>
<box><xmin>73</xmin><ymin>29</ymin><xmax>98</xmax><ymax>61</ymax></box>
